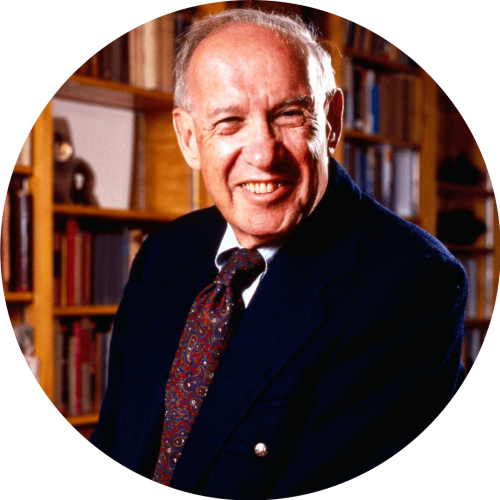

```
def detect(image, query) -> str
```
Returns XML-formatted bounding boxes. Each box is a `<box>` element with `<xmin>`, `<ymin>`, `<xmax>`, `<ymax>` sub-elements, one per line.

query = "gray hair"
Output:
<box><xmin>173</xmin><ymin>8</ymin><xmax>337</xmax><ymax>112</ymax></box>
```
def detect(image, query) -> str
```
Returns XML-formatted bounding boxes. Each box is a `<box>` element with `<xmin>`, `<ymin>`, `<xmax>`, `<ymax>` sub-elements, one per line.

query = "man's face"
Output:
<box><xmin>174</xmin><ymin>24</ymin><xmax>342</xmax><ymax>248</ymax></box>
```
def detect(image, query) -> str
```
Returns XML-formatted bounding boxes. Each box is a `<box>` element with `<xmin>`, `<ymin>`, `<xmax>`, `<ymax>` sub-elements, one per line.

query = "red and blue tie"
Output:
<box><xmin>152</xmin><ymin>248</ymin><xmax>265</xmax><ymax>485</ymax></box>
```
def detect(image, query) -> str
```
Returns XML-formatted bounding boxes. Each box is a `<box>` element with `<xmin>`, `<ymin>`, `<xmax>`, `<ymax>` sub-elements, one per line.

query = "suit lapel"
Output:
<box><xmin>118</xmin><ymin>209</ymin><xmax>227</xmax><ymax>470</ymax></box>
<box><xmin>171</xmin><ymin>162</ymin><xmax>361</xmax><ymax>491</ymax></box>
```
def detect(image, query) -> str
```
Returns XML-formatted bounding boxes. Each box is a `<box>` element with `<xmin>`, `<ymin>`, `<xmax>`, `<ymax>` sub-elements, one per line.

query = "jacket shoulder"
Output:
<box><xmin>128</xmin><ymin>206</ymin><xmax>225</xmax><ymax>284</ymax></box>
<box><xmin>357</xmin><ymin>194</ymin><xmax>468</xmax><ymax>306</ymax></box>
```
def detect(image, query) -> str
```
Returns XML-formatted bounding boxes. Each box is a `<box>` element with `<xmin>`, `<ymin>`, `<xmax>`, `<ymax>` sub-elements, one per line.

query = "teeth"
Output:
<box><xmin>242</xmin><ymin>182</ymin><xmax>282</xmax><ymax>194</ymax></box>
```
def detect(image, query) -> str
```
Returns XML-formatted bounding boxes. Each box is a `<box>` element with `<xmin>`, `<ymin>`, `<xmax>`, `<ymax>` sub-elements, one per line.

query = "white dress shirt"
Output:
<box><xmin>215</xmin><ymin>225</ymin><xmax>284</xmax><ymax>307</ymax></box>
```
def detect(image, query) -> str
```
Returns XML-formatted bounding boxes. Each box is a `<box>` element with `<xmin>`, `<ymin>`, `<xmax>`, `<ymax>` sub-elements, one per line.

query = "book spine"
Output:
<box><xmin>66</xmin><ymin>219</ymin><xmax>78</xmax><ymax>306</ymax></box>
<box><xmin>73</xmin><ymin>320</ymin><xmax>82</xmax><ymax>415</ymax></box>
<box><xmin>14</xmin><ymin>187</ymin><xmax>31</xmax><ymax>292</ymax></box>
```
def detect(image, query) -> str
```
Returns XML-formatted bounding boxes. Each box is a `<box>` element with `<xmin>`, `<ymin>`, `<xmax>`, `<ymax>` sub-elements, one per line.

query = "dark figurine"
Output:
<box><xmin>53</xmin><ymin>117</ymin><xmax>99</xmax><ymax>206</ymax></box>
<box><xmin>438</xmin><ymin>152</ymin><xmax>484</xmax><ymax>187</ymax></box>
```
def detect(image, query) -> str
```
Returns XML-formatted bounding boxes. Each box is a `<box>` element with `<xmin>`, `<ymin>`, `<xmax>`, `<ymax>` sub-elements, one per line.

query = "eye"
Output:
<box><xmin>275</xmin><ymin>109</ymin><xmax>307</xmax><ymax>127</ymax></box>
<box><xmin>214</xmin><ymin>117</ymin><xmax>243</xmax><ymax>135</ymax></box>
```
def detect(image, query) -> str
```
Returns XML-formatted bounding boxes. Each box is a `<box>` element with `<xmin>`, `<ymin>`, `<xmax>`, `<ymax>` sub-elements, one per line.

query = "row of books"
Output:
<box><xmin>459</xmin><ymin>254</ymin><xmax>495</xmax><ymax>320</ymax></box>
<box><xmin>343</xmin><ymin>57</ymin><xmax>423</xmax><ymax>142</ymax></box>
<box><xmin>75</xmin><ymin>10</ymin><xmax>195</xmax><ymax>92</ymax></box>
<box><xmin>54</xmin><ymin>219</ymin><xmax>145</xmax><ymax>307</ymax></box>
<box><xmin>54</xmin><ymin>317</ymin><xmax>113</xmax><ymax>416</ymax></box>
<box><xmin>342</xmin><ymin>18</ymin><xmax>413</xmax><ymax>65</ymax></box>
<box><xmin>343</xmin><ymin>143</ymin><xmax>419</xmax><ymax>218</ymax></box>
<box><xmin>1</xmin><ymin>177</ymin><xmax>31</xmax><ymax>292</ymax></box>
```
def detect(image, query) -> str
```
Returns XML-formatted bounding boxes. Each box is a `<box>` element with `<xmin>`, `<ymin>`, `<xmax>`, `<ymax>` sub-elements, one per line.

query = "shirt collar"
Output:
<box><xmin>215</xmin><ymin>224</ymin><xmax>285</xmax><ymax>275</ymax></box>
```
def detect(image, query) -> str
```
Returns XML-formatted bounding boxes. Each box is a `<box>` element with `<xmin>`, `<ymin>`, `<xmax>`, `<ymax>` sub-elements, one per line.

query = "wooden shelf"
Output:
<box><xmin>4</xmin><ymin>291</ymin><xmax>33</xmax><ymax>303</ymax></box>
<box><xmin>53</xmin><ymin>203</ymin><xmax>182</xmax><ymax>223</ymax></box>
<box><xmin>464</xmin><ymin>318</ymin><xmax>492</xmax><ymax>329</ymax></box>
<box><xmin>343</xmin><ymin>129</ymin><xmax>420</xmax><ymax>149</ymax></box>
<box><xmin>67</xmin><ymin>412</ymin><xmax>100</xmax><ymax>427</ymax></box>
<box><xmin>12</xmin><ymin>165</ymin><xmax>32</xmax><ymax>176</ymax></box>
<box><xmin>55</xmin><ymin>75</ymin><xmax>174</xmax><ymax>111</ymax></box>
<box><xmin>53</xmin><ymin>304</ymin><xmax>118</xmax><ymax>316</ymax></box>
<box><xmin>343</xmin><ymin>47</ymin><xmax>421</xmax><ymax>74</ymax></box>
<box><xmin>438</xmin><ymin>182</ymin><xmax>494</xmax><ymax>198</ymax></box>
<box><xmin>445</xmin><ymin>244</ymin><xmax>494</xmax><ymax>255</ymax></box>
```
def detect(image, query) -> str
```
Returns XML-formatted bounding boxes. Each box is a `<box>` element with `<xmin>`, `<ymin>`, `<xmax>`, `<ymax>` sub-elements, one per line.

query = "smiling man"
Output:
<box><xmin>91</xmin><ymin>9</ymin><xmax>467</xmax><ymax>499</ymax></box>
<box><xmin>172</xmin><ymin>20</ymin><xmax>341</xmax><ymax>249</ymax></box>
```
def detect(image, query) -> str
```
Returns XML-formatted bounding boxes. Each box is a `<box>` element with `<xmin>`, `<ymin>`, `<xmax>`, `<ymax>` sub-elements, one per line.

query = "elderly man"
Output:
<box><xmin>91</xmin><ymin>9</ymin><xmax>467</xmax><ymax>499</ymax></box>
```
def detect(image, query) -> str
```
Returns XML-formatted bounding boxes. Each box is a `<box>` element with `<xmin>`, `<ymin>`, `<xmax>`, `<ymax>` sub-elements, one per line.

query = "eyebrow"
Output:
<box><xmin>276</xmin><ymin>94</ymin><xmax>315</xmax><ymax>111</ymax></box>
<box><xmin>205</xmin><ymin>94</ymin><xmax>315</xmax><ymax>121</ymax></box>
<box><xmin>206</xmin><ymin>106</ymin><xmax>242</xmax><ymax>121</ymax></box>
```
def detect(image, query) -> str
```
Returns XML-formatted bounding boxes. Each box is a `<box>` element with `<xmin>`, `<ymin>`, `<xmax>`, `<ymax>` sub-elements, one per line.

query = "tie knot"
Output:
<box><xmin>218</xmin><ymin>248</ymin><xmax>266</xmax><ymax>290</ymax></box>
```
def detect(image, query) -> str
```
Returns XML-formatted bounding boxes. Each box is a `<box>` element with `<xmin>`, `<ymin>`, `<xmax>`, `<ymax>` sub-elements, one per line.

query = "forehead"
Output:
<box><xmin>187</xmin><ymin>24</ymin><xmax>317</xmax><ymax>113</ymax></box>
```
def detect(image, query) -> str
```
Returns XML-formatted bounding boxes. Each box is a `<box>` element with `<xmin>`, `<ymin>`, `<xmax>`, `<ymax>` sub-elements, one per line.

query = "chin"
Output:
<box><xmin>234</xmin><ymin>218</ymin><xmax>300</xmax><ymax>247</ymax></box>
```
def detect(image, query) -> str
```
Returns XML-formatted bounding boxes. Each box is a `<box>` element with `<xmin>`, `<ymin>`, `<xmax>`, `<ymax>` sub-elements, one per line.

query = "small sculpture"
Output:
<box><xmin>53</xmin><ymin>118</ymin><xmax>99</xmax><ymax>206</ymax></box>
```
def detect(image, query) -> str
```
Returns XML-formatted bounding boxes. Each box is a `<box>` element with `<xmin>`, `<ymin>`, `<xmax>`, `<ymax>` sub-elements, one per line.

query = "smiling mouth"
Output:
<box><xmin>241</xmin><ymin>182</ymin><xmax>283</xmax><ymax>194</ymax></box>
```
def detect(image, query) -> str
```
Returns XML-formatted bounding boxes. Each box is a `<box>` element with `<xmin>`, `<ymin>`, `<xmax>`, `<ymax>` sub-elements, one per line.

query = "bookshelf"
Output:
<box><xmin>2</xmin><ymin>3</ymin><xmax>497</xmax><ymax>437</ymax></box>
<box><xmin>435</xmin><ymin>88</ymin><xmax>499</xmax><ymax>372</ymax></box>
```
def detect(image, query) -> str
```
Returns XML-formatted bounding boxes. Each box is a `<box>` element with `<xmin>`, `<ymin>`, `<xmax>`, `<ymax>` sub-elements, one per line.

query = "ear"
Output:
<box><xmin>325</xmin><ymin>88</ymin><xmax>344</xmax><ymax>153</ymax></box>
<box><xmin>172</xmin><ymin>108</ymin><xmax>201</xmax><ymax>171</ymax></box>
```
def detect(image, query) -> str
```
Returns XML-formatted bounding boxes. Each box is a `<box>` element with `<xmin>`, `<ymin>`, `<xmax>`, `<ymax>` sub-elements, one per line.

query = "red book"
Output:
<box><xmin>80</xmin><ymin>317</ymin><xmax>92</xmax><ymax>414</ymax></box>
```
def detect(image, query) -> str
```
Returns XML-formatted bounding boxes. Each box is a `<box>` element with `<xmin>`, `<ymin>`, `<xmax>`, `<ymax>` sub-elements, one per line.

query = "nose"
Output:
<box><xmin>242</xmin><ymin>118</ymin><xmax>283</xmax><ymax>169</ymax></box>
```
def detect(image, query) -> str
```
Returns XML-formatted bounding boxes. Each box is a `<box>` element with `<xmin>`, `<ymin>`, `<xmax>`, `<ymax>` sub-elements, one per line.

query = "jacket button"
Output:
<box><xmin>254</xmin><ymin>442</ymin><xmax>268</xmax><ymax>457</ymax></box>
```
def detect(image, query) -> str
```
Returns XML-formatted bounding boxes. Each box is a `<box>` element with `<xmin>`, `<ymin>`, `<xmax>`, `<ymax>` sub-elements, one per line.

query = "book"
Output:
<box><xmin>348</xmin><ymin>144</ymin><xmax>418</xmax><ymax>218</ymax></box>
<box><xmin>344</xmin><ymin>67</ymin><xmax>419</xmax><ymax>143</ymax></box>
<box><xmin>11</xmin><ymin>179</ymin><xmax>32</xmax><ymax>292</ymax></box>
<box><xmin>70</xmin><ymin>13</ymin><xmax>177</xmax><ymax>91</ymax></box>
<box><xmin>55</xmin><ymin>317</ymin><xmax>113</xmax><ymax>416</ymax></box>
<box><xmin>65</xmin><ymin>219</ymin><xmax>78</xmax><ymax>306</ymax></box>
<box><xmin>392</xmin><ymin>149</ymin><xmax>419</xmax><ymax>217</ymax></box>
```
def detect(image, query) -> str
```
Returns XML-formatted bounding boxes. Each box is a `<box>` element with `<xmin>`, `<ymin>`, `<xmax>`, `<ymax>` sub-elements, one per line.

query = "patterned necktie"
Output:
<box><xmin>152</xmin><ymin>247</ymin><xmax>265</xmax><ymax>486</ymax></box>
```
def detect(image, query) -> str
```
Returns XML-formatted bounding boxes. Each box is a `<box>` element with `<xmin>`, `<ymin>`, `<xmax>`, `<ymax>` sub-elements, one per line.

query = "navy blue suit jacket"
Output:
<box><xmin>91</xmin><ymin>161</ymin><xmax>467</xmax><ymax>498</ymax></box>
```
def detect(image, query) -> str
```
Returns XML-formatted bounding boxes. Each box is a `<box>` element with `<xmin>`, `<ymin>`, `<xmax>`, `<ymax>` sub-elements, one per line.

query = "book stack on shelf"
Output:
<box><xmin>343</xmin><ymin>56</ymin><xmax>422</xmax><ymax>141</ymax></box>
<box><xmin>335</xmin><ymin>20</ymin><xmax>424</xmax><ymax>222</ymax></box>
<box><xmin>343</xmin><ymin>143</ymin><xmax>420</xmax><ymax>218</ymax></box>
<box><xmin>2</xmin><ymin>177</ymin><xmax>32</xmax><ymax>294</ymax></box>
<box><xmin>53</xmin><ymin>219</ymin><xmax>145</xmax><ymax>308</ymax></box>
<box><xmin>74</xmin><ymin>9</ymin><xmax>199</xmax><ymax>92</ymax></box>
<box><xmin>4</xmin><ymin>132</ymin><xmax>34</xmax><ymax>294</ymax></box>
<box><xmin>54</xmin><ymin>316</ymin><xmax>113</xmax><ymax>417</ymax></box>
<box><xmin>342</xmin><ymin>19</ymin><xmax>413</xmax><ymax>65</ymax></box>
